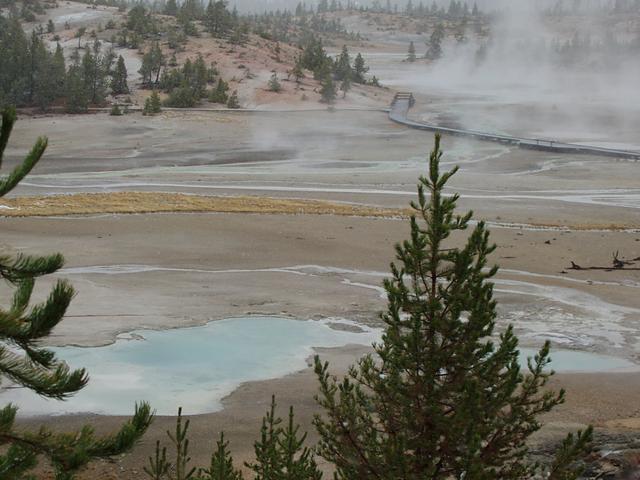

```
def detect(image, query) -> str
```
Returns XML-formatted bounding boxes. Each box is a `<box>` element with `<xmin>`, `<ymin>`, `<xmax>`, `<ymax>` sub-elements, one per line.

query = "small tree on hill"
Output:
<box><xmin>75</xmin><ymin>26</ymin><xmax>86</xmax><ymax>48</ymax></box>
<box><xmin>111</xmin><ymin>55</ymin><xmax>130</xmax><ymax>95</ymax></box>
<box><xmin>319</xmin><ymin>75</ymin><xmax>336</xmax><ymax>104</ymax></box>
<box><xmin>209</xmin><ymin>78</ymin><xmax>229</xmax><ymax>104</ymax></box>
<box><xmin>291</xmin><ymin>57</ymin><xmax>305</xmax><ymax>87</ymax></box>
<box><xmin>268</xmin><ymin>72</ymin><xmax>281</xmax><ymax>93</ymax></box>
<box><xmin>333</xmin><ymin>45</ymin><xmax>352</xmax><ymax>82</ymax></box>
<box><xmin>352</xmin><ymin>53</ymin><xmax>368</xmax><ymax>83</ymax></box>
<box><xmin>339</xmin><ymin>74</ymin><xmax>351</xmax><ymax>98</ymax></box>
<box><xmin>0</xmin><ymin>108</ymin><xmax>153</xmax><ymax>479</ymax></box>
<box><xmin>314</xmin><ymin>134</ymin><xmax>592</xmax><ymax>480</ymax></box>
<box><xmin>226</xmin><ymin>90</ymin><xmax>240</xmax><ymax>108</ymax></box>
<box><xmin>143</xmin><ymin>90</ymin><xmax>162</xmax><ymax>115</ymax></box>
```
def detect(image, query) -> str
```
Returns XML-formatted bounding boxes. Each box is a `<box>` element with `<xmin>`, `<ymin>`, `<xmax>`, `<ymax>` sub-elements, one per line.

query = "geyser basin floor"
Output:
<box><xmin>6</xmin><ymin>316</ymin><xmax>639</xmax><ymax>417</ymax></box>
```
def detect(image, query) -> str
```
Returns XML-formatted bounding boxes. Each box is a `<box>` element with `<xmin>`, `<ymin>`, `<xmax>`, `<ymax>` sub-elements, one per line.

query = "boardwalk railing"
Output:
<box><xmin>389</xmin><ymin>93</ymin><xmax>640</xmax><ymax>160</ymax></box>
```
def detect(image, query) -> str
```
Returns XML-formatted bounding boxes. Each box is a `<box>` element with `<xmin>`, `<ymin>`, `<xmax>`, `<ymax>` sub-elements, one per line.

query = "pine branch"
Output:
<box><xmin>0</xmin><ymin>402</ymin><xmax>153</xmax><ymax>476</ymax></box>
<box><xmin>0</xmin><ymin>347</ymin><xmax>88</xmax><ymax>399</ymax></box>
<box><xmin>0</xmin><ymin>108</ymin><xmax>48</xmax><ymax>197</ymax></box>
<box><xmin>0</xmin><ymin>106</ymin><xmax>155</xmax><ymax>479</ymax></box>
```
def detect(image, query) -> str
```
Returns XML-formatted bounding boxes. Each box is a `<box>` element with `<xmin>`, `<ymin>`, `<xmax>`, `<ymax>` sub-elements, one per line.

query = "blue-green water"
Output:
<box><xmin>3</xmin><ymin>317</ymin><xmax>636</xmax><ymax>416</ymax></box>
<box><xmin>7</xmin><ymin>317</ymin><xmax>380</xmax><ymax>415</ymax></box>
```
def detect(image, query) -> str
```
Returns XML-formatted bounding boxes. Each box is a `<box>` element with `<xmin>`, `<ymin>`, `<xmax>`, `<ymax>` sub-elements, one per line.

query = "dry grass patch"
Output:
<box><xmin>0</xmin><ymin>192</ymin><xmax>410</xmax><ymax>218</ymax></box>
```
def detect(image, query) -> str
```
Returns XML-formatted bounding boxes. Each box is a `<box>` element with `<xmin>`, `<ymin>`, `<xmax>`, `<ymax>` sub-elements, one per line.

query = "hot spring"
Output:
<box><xmin>5</xmin><ymin>317</ymin><xmax>637</xmax><ymax>416</ymax></box>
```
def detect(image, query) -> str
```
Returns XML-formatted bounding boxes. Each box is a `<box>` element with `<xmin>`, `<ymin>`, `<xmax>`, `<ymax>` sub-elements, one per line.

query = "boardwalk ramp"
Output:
<box><xmin>389</xmin><ymin>93</ymin><xmax>640</xmax><ymax>160</ymax></box>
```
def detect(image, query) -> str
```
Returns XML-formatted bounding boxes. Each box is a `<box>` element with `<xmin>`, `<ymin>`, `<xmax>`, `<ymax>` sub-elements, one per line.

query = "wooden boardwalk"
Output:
<box><xmin>389</xmin><ymin>93</ymin><xmax>640</xmax><ymax>160</ymax></box>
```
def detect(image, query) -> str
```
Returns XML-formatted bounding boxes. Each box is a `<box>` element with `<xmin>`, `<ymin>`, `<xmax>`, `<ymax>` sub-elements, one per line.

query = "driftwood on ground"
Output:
<box><xmin>569</xmin><ymin>251</ymin><xmax>640</xmax><ymax>271</ymax></box>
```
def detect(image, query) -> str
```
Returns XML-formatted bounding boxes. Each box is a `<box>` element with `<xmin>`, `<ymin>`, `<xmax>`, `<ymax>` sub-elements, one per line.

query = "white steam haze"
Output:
<box><xmin>375</xmin><ymin>0</ymin><xmax>640</xmax><ymax>146</ymax></box>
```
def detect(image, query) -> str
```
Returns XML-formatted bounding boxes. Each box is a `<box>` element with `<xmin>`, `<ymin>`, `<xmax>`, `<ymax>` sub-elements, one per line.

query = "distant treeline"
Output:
<box><xmin>0</xmin><ymin>14</ymin><xmax>129</xmax><ymax>111</ymax></box>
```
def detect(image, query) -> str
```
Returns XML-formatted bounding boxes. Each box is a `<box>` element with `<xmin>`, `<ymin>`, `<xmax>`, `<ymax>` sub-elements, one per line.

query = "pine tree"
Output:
<box><xmin>313</xmin><ymin>134</ymin><xmax>593</xmax><ymax>480</ymax></box>
<box><xmin>339</xmin><ymin>74</ymin><xmax>351</xmax><ymax>98</ymax></box>
<box><xmin>75</xmin><ymin>26</ymin><xmax>86</xmax><ymax>48</ymax></box>
<box><xmin>407</xmin><ymin>40</ymin><xmax>416</xmax><ymax>62</ymax></box>
<box><xmin>65</xmin><ymin>60</ymin><xmax>89</xmax><ymax>113</ymax></box>
<box><xmin>140</xmin><ymin>42</ymin><xmax>165</xmax><ymax>89</ymax></box>
<box><xmin>30</xmin><ymin>32</ymin><xmax>58</xmax><ymax>110</ymax></box>
<box><xmin>197</xmin><ymin>433</ymin><xmax>243</xmax><ymax>480</ymax></box>
<box><xmin>226</xmin><ymin>90</ymin><xmax>240</xmax><ymax>108</ymax></box>
<box><xmin>110</xmin><ymin>104</ymin><xmax>123</xmax><ymax>115</ymax></box>
<box><xmin>426</xmin><ymin>22</ymin><xmax>444</xmax><ymax>59</ymax></box>
<box><xmin>144</xmin><ymin>407</ymin><xmax>196</xmax><ymax>480</ymax></box>
<box><xmin>81</xmin><ymin>40</ymin><xmax>112</xmax><ymax>105</ymax></box>
<box><xmin>352</xmin><ymin>53</ymin><xmax>368</xmax><ymax>83</ymax></box>
<box><xmin>319</xmin><ymin>75</ymin><xmax>336</xmax><ymax>104</ymax></box>
<box><xmin>205</xmin><ymin>0</ymin><xmax>232</xmax><ymax>38</ymax></box>
<box><xmin>268</xmin><ymin>72</ymin><xmax>282</xmax><ymax>92</ymax></box>
<box><xmin>246</xmin><ymin>396</ymin><xmax>322</xmax><ymax>480</ymax></box>
<box><xmin>165</xmin><ymin>0</ymin><xmax>178</xmax><ymax>16</ymax></box>
<box><xmin>143</xmin><ymin>90</ymin><xmax>162</xmax><ymax>115</ymax></box>
<box><xmin>291</xmin><ymin>57</ymin><xmax>305</xmax><ymax>86</ymax></box>
<box><xmin>333</xmin><ymin>45</ymin><xmax>352</xmax><ymax>81</ymax></box>
<box><xmin>111</xmin><ymin>55</ymin><xmax>129</xmax><ymax>95</ymax></box>
<box><xmin>191</xmin><ymin>55</ymin><xmax>210</xmax><ymax>98</ymax></box>
<box><xmin>209</xmin><ymin>78</ymin><xmax>229</xmax><ymax>103</ymax></box>
<box><xmin>52</xmin><ymin>43</ymin><xmax>67</xmax><ymax>95</ymax></box>
<box><xmin>0</xmin><ymin>107</ymin><xmax>153</xmax><ymax>479</ymax></box>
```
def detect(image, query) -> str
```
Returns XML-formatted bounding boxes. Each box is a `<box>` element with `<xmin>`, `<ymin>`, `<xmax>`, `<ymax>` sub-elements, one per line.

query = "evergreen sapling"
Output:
<box><xmin>313</xmin><ymin>134</ymin><xmax>592</xmax><ymax>480</ymax></box>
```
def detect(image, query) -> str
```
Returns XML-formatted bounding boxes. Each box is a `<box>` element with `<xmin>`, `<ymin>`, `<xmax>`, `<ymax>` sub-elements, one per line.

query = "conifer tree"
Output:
<box><xmin>82</xmin><ymin>40</ymin><xmax>112</xmax><ymax>105</ymax></box>
<box><xmin>407</xmin><ymin>40</ymin><xmax>416</xmax><ymax>62</ymax></box>
<box><xmin>319</xmin><ymin>75</ymin><xmax>336</xmax><ymax>104</ymax></box>
<box><xmin>64</xmin><ymin>59</ymin><xmax>89</xmax><ymax>113</ymax></box>
<box><xmin>165</xmin><ymin>0</ymin><xmax>178</xmax><ymax>16</ymax></box>
<box><xmin>226</xmin><ymin>90</ymin><xmax>240</xmax><ymax>108</ymax></box>
<box><xmin>268</xmin><ymin>72</ymin><xmax>282</xmax><ymax>92</ymax></box>
<box><xmin>313</xmin><ymin>134</ymin><xmax>592</xmax><ymax>480</ymax></box>
<box><xmin>110</xmin><ymin>104</ymin><xmax>123</xmax><ymax>115</ymax></box>
<box><xmin>291</xmin><ymin>57</ymin><xmax>305</xmax><ymax>87</ymax></box>
<box><xmin>197</xmin><ymin>433</ymin><xmax>243</xmax><ymax>480</ymax></box>
<box><xmin>144</xmin><ymin>407</ymin><xmax>196</xmax><ymax>480</ymax></box>
<box><xmin>192</xmin><ymin>55</ymin><xmax>210</xmax><ymax>98</ymax></box>
<box><xmin>140</xmin><ymin>42</ymin><xmax>166</xmax><ymax>88</ymax></box>
<box><xmin>339</xmin><ymin>74</ymin><xmax>351</xmax><ymax>98</ymax></box>
<box><xmin>75</xmin><ymin>26</ymin><xmax>86</xmax><ymax>48</ymax></box>
<box><xmin>352</xmin><ymin>53</ymin><xmax>368</xmax><ymax>83</ymax></box>
<box><xmin>209</xmin><ymin>78</ymin><xmax>229</xmax><ymax>103</ymax></box>
<box><xmin>52</xmin><ymin>43</ymin><xmax>67</xmax><ymax>94</ymax></box>
<box><xmin>246</xmin><ymin>396</ymin><xmax>322</xmax><ymax>480</ymax></box>
<box><xmin>205</xmin><ymin>0</ymin><xmax>232</xmax><ymax>38</ymax></box>
<box><xmin>111</xmin><ymin>55</ymin><xmax>130</xmax><ymax>95</ymax></box>
<box><xmin>426</xmin><ymin>22</ymin><xmax>444</xmax><ymax>59</ymax></box>
<box><xmin>143</xmin><ymin>90</ymin><xmax>162</xmax><ymax>115</ymax></box>
<box><xmin>0</xmin><ymin>108</ymin><xmax>153</xmax><ymax>479</ymax></box>
<box><xmin>333</xmin><ymin>45</ymin><xmax>352</xmax><ymax>82</ymax></box>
